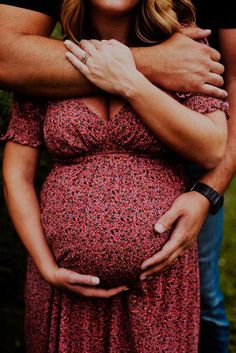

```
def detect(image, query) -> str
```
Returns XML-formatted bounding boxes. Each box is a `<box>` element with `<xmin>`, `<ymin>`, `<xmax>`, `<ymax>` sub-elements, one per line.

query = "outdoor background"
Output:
<box><xmin>0</xmin><ymin>25</ymin><xmax>235</xmax><ymax>353</ymax></box>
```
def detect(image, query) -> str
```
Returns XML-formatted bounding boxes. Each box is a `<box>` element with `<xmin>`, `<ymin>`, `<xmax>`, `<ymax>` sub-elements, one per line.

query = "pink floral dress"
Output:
<box><xmin>2</xmin><ymin>92</ymin><xmax>228</xmax><ymax>353</ymax></box>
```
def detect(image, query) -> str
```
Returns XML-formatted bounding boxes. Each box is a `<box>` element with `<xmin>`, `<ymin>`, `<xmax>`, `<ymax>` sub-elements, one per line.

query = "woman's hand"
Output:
<box><xmin>64</xmin><ymin>39</ymin><xmax>139</xmax><ymax>95</ymax></box>
<box><xmin>47</xmin><ymin>266</ymin><xmax>129</xmax><ymax>298</ymax></box>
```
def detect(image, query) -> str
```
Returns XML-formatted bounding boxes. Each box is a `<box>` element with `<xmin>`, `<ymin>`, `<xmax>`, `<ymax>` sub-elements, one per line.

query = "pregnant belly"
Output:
<box><xmin>40</xmin><ymin>157</ymin><xmax>186</xmax><ymax>288</ymax></box>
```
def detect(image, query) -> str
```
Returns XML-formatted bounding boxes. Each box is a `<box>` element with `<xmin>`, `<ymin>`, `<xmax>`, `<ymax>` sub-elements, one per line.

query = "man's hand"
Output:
<box><xmin>133</xmin><ymin>28</ymin><xmax>227</xmax><ymax>99</ymax></box>
<box><xmin>140</xmin><ymin>191</ymin><xmax>210</xmax><ymax>280</ymax></box>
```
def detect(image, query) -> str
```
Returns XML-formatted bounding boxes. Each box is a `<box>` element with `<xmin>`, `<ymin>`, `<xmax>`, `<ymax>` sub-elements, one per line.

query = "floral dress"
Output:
<box><xmin>2</xmin><ymin>92</ymin><xmax>228</xmax><ymax>353</ymax></box>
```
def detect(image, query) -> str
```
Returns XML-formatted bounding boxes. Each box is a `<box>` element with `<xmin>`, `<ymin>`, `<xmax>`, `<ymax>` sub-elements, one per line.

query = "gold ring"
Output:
<box><xmin>81</xmin><ymin>53</ymin><xmax>90</xmax><ymax>65</ymax></box>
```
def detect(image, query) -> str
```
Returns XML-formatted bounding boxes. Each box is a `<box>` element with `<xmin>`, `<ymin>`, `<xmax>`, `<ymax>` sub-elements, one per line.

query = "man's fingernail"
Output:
<box><xmin>140</xmin><ymin>275</ymin><xmax>147</xmax><ymax>281</ymax></box>
<box><xmin>154</xmin><ymin>223</ymin><xmax>165</xmax><ymax>233</ymax></box>
<box><xmin>91</xmin><ymin>277</ymin><xmax>100</xmax><ymax>285</ymax></box>
<box><xmin>123</xmin><ymin>287</ymin><xmax>129</xmax><ymax>291</ymax></box>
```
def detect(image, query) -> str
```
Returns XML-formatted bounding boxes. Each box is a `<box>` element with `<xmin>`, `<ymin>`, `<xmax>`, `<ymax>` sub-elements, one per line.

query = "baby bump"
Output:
<box><xmin>40</xmin><ymin>158</ymin><xmax>186</xmax><ymax>288</ymax></box>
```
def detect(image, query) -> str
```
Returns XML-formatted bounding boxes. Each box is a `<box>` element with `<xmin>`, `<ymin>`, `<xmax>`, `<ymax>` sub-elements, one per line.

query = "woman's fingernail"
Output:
<box><xmin>64</xmin><ymin>40</ymin><xmax>70</xmax><ymax>46</ymax></box>
<box><xmin>123</xmin><ymin>287</ymin><xmax>129</xmax><ymax>291</ymax></box>
<box><xmin>91</xmin><ymin>277</ymin><xmax>100</xmax><ymax>285</ymax></box>
<box><xmin>154</xmin><ymin>223</ymin><xmax>165</xmax><ymax>233</ymax></box>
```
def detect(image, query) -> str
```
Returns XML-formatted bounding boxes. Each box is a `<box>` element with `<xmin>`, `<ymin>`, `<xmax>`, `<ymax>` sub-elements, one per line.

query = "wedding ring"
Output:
<box><xmin>81</xmin><ymin>53</ymin><xmax>90</xmax><ymax>65</ymax></box>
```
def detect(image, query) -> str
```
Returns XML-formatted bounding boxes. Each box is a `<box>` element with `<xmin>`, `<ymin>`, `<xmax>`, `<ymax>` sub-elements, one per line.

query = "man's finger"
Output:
<box><xmin>201</xmin><ymin>84</ymin><xmax>228</xmax><ymax>99</ymax></box>
<box><xmin>181</xmin><ymin>26</ymin><xmax>211</xmax><ymax>40</ymax></box>
<box><xmin>210</xmin><ymin>61</ymin><xmax>225</xmax><ymax>75</ymax></box>
<box><xmin>141</xmin><ymin>222</ymin><xmax>187</xmax><ymax>270</ymax></box>
<box><xmin>140</xmin><ymin>248</ymin><xmax>184</xmax><ymax>279</ymax></box>
<box><xmin>154</xmin><ymin>207</ymin><xmax>180</xmax><ymax>234</ymax></box>
<box><xmin>141</xmin><ymin>234</ymin><xmax>183</xmax><ymax>270</ymax></box>
<box><xmin>206</xmin><ymin>73</ymin><xmax>224</xmax><ymax>87</ymax></box>
<box><xmin>208</xmin><ymin>46</ymin><xmax>221</xmax><ymax>62</ymax></box>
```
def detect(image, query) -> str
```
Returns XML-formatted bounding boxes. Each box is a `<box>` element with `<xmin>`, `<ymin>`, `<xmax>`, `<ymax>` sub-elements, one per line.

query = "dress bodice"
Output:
<box><xmin>43</xmin><ymin>99</ymin><xmax>169</xmax><ymax>162</ymax></box>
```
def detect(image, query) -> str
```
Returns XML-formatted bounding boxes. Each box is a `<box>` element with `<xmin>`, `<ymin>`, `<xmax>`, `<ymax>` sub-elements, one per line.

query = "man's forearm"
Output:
<box><xmin>0</xmin><ymin>33</ymin><xmax>97</xmax><ymax>97</ymax></box>
<box><xmin>199</xmin><ymin>29</ymin><xmax>236</xmax><ymax>193</ymax></box>
<box><xmin>0</xmin><ymin>5</ymin><xmax>98</xmax><ymax>97</ymax></box>
<box><xmin>200</xmin><ymin>79</ymin><xmax>236</xmax><ymax>193</ymax></box>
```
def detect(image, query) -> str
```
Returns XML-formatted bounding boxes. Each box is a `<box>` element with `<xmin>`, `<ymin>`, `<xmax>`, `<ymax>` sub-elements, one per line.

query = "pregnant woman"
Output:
<box><xmin>2</xmin><ymin>0</ymin><xmax>228</xmax><ymax>352</ymax></box>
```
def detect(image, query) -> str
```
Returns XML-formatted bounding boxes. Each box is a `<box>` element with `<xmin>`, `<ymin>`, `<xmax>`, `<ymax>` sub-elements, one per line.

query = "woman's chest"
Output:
<box><xmin>42</xmin><ymin>97</ymin><xmax>167</xmax><ymax>159</ymax></box>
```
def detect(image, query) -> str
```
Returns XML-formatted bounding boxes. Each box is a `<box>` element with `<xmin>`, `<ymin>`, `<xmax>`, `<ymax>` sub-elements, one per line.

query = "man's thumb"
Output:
<box><xmin>154</xmin><ymin>209</ymin><xmax>179</xmax><ymax>233</ymax></box>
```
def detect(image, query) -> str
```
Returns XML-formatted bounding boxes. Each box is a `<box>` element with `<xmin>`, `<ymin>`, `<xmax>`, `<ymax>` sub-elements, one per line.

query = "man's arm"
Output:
<box><xmin>140</xmin><ymin>29</ymin><xmax>236</xmax><ymax>277</ymax></box>
<box><xmin>132</xmin><ymin>27</ymin><xmax>227</xmax><ymax>98</ymax></box>
<box><xmin>0</xmin><ymin>5</ymin><xmax>95</xmax><ymax>97</ymax></box>
<box><xmin>0</xmin><ymin>5</ymin><xmax>227</xmax><ymax>98</ymax></box>
<box><xmin>200</xmin><ymin>28</ymin><xmax>236</xmax><ymax>191</ymax></box>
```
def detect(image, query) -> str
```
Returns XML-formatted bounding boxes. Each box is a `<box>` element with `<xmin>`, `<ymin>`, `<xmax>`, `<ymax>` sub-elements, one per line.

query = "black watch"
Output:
<box><xmin>190</xmin><ymin>182</ymin><xmax>224</xmax><ymax>215</ymax></box>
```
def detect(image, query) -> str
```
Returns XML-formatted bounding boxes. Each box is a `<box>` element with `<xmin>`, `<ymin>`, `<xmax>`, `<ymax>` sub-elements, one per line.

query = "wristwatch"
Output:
<box><xmin>190</xmin><ymin>182</ymin><xmax>224</xmax><ymax>215</ymax></box>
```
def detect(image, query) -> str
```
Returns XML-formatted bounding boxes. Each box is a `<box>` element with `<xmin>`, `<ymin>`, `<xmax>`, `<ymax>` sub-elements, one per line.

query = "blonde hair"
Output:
<box><xmin>61</xmin><ymin>0</ymin><xmax>196</xmax><ymax>45</ymax></box>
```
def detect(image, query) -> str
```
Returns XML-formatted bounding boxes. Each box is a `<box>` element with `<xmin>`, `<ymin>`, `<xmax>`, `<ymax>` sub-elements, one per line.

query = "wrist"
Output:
<box><xmin>131</xmin><ymin>45</ymin><xmax>161</xmax><ymax>81</ymax></box>
<box><xmin>190</xmin><ymin>190</ymin><xmax>211</xmax><ymax>212</ymax></box>
<box><xmin>40</xmin><ymin>262</ymin><xmax>59</xmax><ymax>284</ymax></box>
<box><xmin>120</xmin><ymin>71</ymin><xmax>150</xmax><ymax>100</ymax></box>
<box><xmin>190</xmin><ymin>182</ymin><xmax>224</xmax><ymax>215</ymax></box>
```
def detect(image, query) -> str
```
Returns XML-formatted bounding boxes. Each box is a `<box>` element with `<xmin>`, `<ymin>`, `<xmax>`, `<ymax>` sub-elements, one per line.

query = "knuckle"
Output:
<box><xmin>68</xmin><ymin>274</ymin><xmax>76</xmax><ymax>283</ymax></box>
<box><xmin>192</xmin><ymin>80</ymin><xmax>202</xmax><ymax>91</ymax></box>
<box><xmin>160</xmin><ymin>253</ymin><xmax>170</xmax><ymax>262</ymax></box>
<box><xmin>165</xmin><ymin>257</ymin><xmax>172</xmax><ymax>266</ymax></box>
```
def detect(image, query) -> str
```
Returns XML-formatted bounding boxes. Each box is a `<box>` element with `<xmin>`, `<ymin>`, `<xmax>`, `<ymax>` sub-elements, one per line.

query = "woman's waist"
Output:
<box><xmin>51</xmin><ymin>149</ymin><xmax>182</xmax><ymax>165</ymax></box>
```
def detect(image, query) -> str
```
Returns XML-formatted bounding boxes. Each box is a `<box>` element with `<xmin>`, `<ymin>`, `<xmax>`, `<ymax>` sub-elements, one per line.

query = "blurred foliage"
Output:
<box><xmin>0</xmin><ymin>20</ymin><xmax>235</xmax><ymax>353</ymax></box>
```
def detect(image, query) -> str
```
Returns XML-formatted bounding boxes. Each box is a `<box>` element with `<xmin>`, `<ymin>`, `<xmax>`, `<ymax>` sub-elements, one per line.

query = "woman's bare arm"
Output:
<box><xmin>124</xmin><ymin>73</ymin><xmax>227</xmax><ymax>169</ymax></box>
<box><xmin>65</xmin><ymin>39</ymin><xmax>228</xmax><ymax>170</ymax></box>
<box><xmin>2</xmin><ymin>142</ymin><xmax>128</xmax><ymax>297</ymax></box>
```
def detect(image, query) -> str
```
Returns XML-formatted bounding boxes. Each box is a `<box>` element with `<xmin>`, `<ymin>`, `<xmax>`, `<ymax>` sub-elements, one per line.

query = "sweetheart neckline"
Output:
<box><xmin>77</xmin><ymin>99</ymin><xmax>129</xmax><ymax>123</ymax></box>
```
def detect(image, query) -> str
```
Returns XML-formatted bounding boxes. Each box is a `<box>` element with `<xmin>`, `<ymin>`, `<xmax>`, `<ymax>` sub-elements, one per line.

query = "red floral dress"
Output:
<box><xmin>2</xmin><ymin>93</ymin><xmax>228</xmax><ymax>353</ymax></box>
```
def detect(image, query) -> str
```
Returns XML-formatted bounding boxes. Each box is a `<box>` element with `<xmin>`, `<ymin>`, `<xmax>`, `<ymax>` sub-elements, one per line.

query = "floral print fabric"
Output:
<box><xmin>1</xmin><ymin>92</ymin><xmax>228</xmax><ymax>353</ymax></box>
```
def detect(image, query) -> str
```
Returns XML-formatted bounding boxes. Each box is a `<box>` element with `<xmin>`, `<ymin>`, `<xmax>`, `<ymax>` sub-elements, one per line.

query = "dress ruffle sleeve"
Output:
<box><xmin>173</xmin><ymin>92</ymin><xmax>229</xmax><ymax>118</ymax></box>
<box><xmin>1</xmin><ymin>96</ymin><xmax>46</xmax><ymax>147</ymax></box>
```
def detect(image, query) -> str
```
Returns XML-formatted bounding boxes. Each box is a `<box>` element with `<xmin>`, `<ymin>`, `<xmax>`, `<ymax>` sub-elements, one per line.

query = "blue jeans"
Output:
<box><xmin>197</xmin><ymin>209</ymin><xmax>229</xmax><ymax>353</ymax></box>
<box><xmin>187</xmin><ymin>163</ymin><xmax>229</xmax><ymax>353</ymax></box>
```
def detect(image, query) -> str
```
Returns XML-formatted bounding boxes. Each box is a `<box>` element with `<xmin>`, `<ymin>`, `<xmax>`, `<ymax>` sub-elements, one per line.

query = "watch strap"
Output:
<box><xmin>190</xmin><ymin>182</ymin><xmax>224</xmax><ymax>215</ymax></box>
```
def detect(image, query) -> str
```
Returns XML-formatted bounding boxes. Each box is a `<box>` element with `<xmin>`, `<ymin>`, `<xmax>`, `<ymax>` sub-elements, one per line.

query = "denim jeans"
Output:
<box><xmin>198</xmin><ymin>209</ymin><xmax>229</xmax><ymax>353</ymax></box>
<box><xmin>187</xmin><ymin>163</ymin><xmax>229</xmax><ymax>353</ymax></box>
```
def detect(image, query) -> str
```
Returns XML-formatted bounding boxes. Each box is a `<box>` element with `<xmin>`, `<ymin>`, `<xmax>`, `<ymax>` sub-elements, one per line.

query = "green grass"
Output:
<box><xmin>222</xmin><ymin>178</ymin><xmax>236</xmax><ymax>352</ymax></box>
